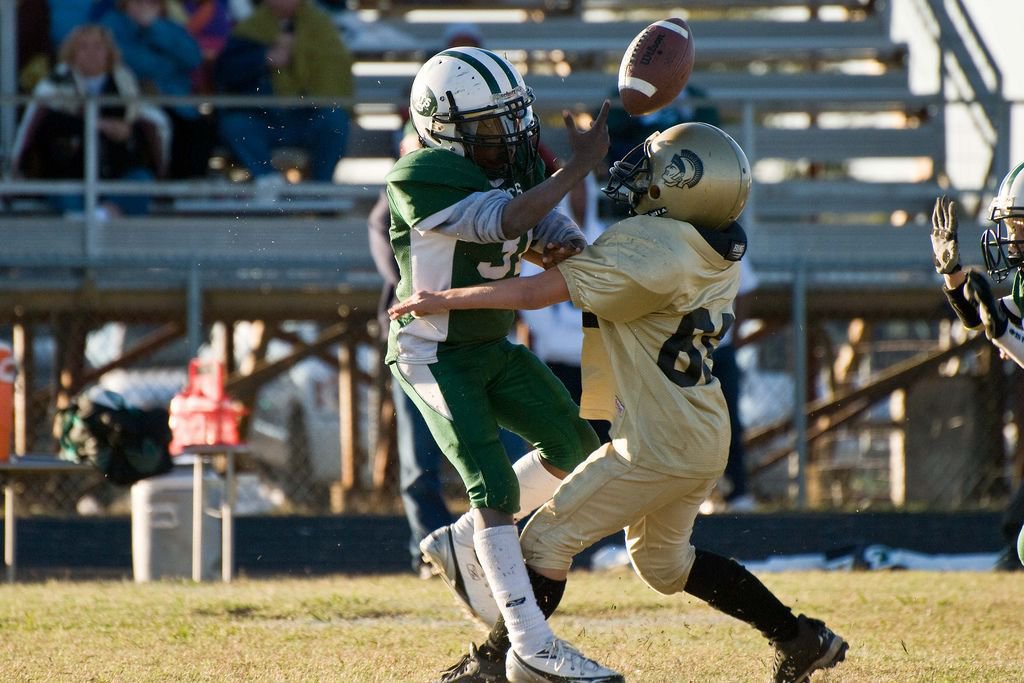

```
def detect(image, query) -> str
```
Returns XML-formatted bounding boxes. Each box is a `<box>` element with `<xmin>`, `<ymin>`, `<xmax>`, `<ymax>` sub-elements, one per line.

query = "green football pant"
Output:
<box><xmin>390</xmin><ymin>339</ymin><xmax>598</xmax><ymax>514</ymax></box>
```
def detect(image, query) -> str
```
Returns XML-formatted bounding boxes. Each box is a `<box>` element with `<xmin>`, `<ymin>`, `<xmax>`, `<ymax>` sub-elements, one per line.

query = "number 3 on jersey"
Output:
<box><xmin>657</xmin><ymin>308</ymin><xmax>734</xmax><ymax>387</ymax></box>
<box><xmin>477</xmin><ymin>235</ymin><xmax>530</xmax><ymax>280</ymax></box>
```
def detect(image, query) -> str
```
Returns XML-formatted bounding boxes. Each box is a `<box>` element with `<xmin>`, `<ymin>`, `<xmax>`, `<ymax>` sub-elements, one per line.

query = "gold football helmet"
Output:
<box><xmin>604</xmin><ymin>122</ymin><xmax>751</xmax><ymax>231</ymax></box>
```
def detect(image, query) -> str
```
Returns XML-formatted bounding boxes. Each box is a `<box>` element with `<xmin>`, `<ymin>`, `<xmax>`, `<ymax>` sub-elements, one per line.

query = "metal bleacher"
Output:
<box><xmin>0</xmin><ymin>0</ymin><xmax>1011</xmax><ymax>511</ymax></box>
<box><xmin>0</xmin><ymin>0</ymin><xmax>1010</xmax><ymax>324</ymax></box>
<box><xmin>341</xmin><ymin>0</ymin><xmax>994</xmax><ymax>316</ymax></box>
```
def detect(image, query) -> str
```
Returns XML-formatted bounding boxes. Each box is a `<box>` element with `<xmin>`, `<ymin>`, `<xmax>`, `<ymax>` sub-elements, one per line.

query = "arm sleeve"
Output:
<box><xmin>143</xmin><ymin>20</ymin><xmax>202</xmax><ymax>71</ymax></box>
<box><xmin>110</xmin><ymin>20</ymin><xmax>200</xmax><ymax>82</ymax></box>
<box><xmin>304</xmin><ymin>23</ymin><xmax>354</xmax><ymax>97</ymax></box>
<box><xmin>11</xmin><ymin>87</ymin><xmax>47</xmax><ymax>172</ymax></box>
<box><xmin>531</xmin><ymin>210</ymin><xmax>585</xmax><ymax>251</ymax></box>
<box><xmin>421</xmin><ymin>190</ymin><xmax>511</xmax><ymax>243</ymax></box>
<box><xmin>943</xmin><ymin>281</ymin><xmax>983</xmax><ymax>329</ymax></box>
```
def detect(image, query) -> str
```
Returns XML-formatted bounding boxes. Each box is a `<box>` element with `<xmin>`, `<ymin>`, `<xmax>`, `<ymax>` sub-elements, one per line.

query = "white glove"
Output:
<box><xmin>930</xmin><ymin>196</ymin><xmax>961</xmax><ymax>275</ymax></box>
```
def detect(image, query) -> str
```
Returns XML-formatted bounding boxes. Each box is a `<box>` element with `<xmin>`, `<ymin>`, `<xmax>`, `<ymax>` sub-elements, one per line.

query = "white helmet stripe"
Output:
<box><xmin>477</xmin><ymin>49</ymin><xmax>522</xmax><ymax>91</ymax></box>
<box><xmin>1001</xmin><ymin>161</ymin><xmax>1024</xmax><ymax>196</ymax></box>
<box><xmin>438</xmin><ymin>49</ymin><xmax>502</xmax><ymax>94</ymax></box>
<box><xmin>438</xmin><ymin>48</ymin><xmax>518</xmax><ymax>94</ymax></box>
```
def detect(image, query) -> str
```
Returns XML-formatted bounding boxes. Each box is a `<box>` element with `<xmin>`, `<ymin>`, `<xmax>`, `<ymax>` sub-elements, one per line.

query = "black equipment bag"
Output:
<box><xmin>57</xmin><ymin>390</ymin><xmax>174</xmax><ymax>486</ymax></box>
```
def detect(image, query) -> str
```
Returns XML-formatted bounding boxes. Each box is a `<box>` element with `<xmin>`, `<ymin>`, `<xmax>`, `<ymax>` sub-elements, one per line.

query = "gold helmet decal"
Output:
<box><xmin>662</xmin><ymin>149</ymin><xmax>703</xmax><ymax>189</ymax></box>
<box><xmin>604</xmin><ymin>122</ymin><xmax>750</xmax><ymax>231</ymax></box>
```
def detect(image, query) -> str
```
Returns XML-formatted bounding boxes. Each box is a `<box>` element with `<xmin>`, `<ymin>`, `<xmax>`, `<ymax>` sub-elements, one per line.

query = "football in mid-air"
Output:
<box><xmin>618</xmin><ymin>18</ymin><xmax>695</xmax><ymax>117</ymax></box>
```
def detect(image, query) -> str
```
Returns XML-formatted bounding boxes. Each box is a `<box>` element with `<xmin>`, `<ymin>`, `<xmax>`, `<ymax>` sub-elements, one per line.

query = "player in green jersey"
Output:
<box><xmin>392</xmin><ymin>122</ymin><xmax>849</xmax><ymax>683</ymax></box>
<box><xmin>386</xmin><ymin>46</ymin><xmax>622</xmax><ymax>682</ymax></box>
<box><xmin>930</xmin><ymin>165</ymin><xmax>1024</xmax><ymax>571</ymax></box>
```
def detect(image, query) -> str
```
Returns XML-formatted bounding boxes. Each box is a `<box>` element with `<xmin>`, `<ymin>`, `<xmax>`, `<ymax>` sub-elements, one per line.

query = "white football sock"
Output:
<box><xmin>513</xmin><ymin>450</ymin><xmax>564</xmax><ymax>523</ymax></box>
<box><xmin>448</xmin><ymin>450</ymin><xmax>561</xmax><ymax>549</ymax></box>
<box><xmin>474</xmin><ymin>525</ymin><xmax>553</xmax><ymax>654</ymax></box>
<box><xmin>448</xmin><ymin>509</ymin><xmax>476</xmax><ymax>549</ymax></box>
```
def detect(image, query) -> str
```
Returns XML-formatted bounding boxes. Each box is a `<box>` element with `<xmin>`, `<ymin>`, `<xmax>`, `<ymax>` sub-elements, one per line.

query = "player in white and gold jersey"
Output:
<box><xmin>391</xmin><ymin>122</ymin><xmax>848</xmax><ymax>683</ymax></box>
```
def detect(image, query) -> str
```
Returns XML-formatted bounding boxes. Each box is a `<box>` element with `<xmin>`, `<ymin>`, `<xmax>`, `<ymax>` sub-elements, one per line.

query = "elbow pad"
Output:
<box><xmin>943</xmin><ymin>281</ymin><xmax>982</xmax><ymax>329</ymax></box>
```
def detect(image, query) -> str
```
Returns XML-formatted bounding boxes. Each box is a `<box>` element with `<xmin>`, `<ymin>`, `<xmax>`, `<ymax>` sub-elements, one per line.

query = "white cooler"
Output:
<box><xmin>131</xmin><ymin>466</ymin><xmax>222</xmax><ymax>582</ymax></box>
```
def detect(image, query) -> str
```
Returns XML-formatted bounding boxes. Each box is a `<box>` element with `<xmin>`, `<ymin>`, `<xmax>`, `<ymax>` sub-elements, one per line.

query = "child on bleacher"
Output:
<box><xmin>101</xmin><ymin>0</ymin><xmax>215</xmax><ymax>179</ymax></box>
<box><xmin>12</xmin><ymin>24</ymin><xmax>165</xmax><ymax>217</ymax></box>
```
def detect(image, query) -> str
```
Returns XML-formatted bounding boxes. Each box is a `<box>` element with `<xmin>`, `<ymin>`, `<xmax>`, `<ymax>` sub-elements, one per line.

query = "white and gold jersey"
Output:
<box><xmin>557</xmin><ymin>215</ymin><xmax>740</xmax><ymax>478</ymax></box>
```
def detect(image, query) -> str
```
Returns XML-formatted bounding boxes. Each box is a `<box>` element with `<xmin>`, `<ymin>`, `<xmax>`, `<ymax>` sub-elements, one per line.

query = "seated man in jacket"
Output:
<box><xmin>214</xmin><ymin>0</ymin><xmax>353</xmax><ymax>186</ymax></box>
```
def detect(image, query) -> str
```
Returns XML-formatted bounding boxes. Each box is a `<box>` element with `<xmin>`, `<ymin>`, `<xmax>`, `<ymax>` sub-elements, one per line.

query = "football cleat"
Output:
<box><xmin>420</xmin><ymin>523</ymin><xmax>500</xmax><ymax>629</ymax></box>
<box><xmin>506</xmin><ymin>637</ymin><xmax>624</xmax><ymax>683</ymax></box>
<box><xmin>433</xmin><ymin>642</ymin><xmax>508</xmax><ymax>683</ymax></box>
<box><xmin>770</xmin><ymin>614</ymin><xmax>848</xmax><ymax>683</ymax></box>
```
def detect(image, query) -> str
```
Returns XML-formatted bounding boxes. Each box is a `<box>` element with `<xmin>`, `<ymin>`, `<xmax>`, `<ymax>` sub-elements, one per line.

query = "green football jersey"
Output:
<box><xmin>386</xmin><ymin>147</ymin><xmax>545</xmax><ymax>364</ymax></box>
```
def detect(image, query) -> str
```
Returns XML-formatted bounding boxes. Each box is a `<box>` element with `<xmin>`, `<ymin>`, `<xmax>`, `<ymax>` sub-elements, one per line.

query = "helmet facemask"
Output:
<box><xmin>433</xmin><ymin>87</ymin><xmax>539</xmax><ymax>180</ymax></box>
<box><xmin>983</xmin><ymin>162</ymin><xmax>1024</xmax><ymax>283</ymax></box>
<box><xmin>982</xmin><ymin>216</ymin><xmax>1024</xmax><ymax>283</ymax></box>
<box><xmin>603</xmin><ymin>123</ymin><xmax>751</xmax><ymax>231</ymax></box>
<box><xmin>603</xmin><ymin>138</ymin><xmax>653</xmax><ymax>211</ymax></box>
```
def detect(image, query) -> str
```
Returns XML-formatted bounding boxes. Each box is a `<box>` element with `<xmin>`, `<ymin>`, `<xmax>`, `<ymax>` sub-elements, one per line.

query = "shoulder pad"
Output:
<box><xmin>386</xmin><ymin>148</ymin><xmax>491</xmax><ymax>192</ymax></box>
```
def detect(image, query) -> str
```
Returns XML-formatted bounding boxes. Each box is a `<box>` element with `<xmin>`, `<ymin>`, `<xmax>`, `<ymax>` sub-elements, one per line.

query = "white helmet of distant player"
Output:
<box><xmin>982</xmin><ymin>161</ymin><xmax>1024</xmax><ymax>282</ymax></box>
<box><xmin>604</xmin><ymin>122</ymin><xmax>751</xmax><ymax>231</ymax></box>
<box><xmin>409</xmin><ymin>47</ymin><xmax>539</xmax><ymax>179</ymax></box>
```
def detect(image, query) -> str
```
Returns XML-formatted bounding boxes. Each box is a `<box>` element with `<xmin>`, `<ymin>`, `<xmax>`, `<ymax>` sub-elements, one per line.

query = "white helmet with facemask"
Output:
<box><xmin>982</xmin><ymin>161</ymin><xmax>1024</xmax><ymax>283</ymax></box>
<box><xmin>409</xmin><ymin>47</ymin><xmax>540</xmax><ymax>179</ymax></box>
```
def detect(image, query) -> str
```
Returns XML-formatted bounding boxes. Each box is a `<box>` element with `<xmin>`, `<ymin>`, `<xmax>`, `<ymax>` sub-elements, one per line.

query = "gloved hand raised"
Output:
<box><xmin>931</xmin><ymin>196</ymin><xmax>962</xmax><ymax>275</ymax></box>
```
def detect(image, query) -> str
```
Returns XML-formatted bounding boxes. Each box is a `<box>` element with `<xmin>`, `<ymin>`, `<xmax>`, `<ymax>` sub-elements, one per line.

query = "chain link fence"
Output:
<box><xmin>4</xmin><ymin>276</ymin><xmax>1021</xmax><ymax>520</ymax></box>
<box><xmin>27</xmin><ymin>315</ymin><xmax>333</xmax><ymax>515</ymax></box>
<box><xmin>737</xmin><ymin>310</ymin><xmax>1018</xmax><ymax>511</ymax></box>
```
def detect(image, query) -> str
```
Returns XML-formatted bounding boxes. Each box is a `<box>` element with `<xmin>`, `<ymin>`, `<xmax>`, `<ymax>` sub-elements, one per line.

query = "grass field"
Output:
<box><xmin>1</xmin><ymin>569</ymin><xmax>1020</xmax><ymax>682</ymax></box>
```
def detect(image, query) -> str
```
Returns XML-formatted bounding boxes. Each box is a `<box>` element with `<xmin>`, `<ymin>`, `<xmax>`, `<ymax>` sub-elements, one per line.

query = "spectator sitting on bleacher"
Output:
<box><xmin>178</xmin><ymin>0</ymin><xmax>234</xmax><ymax>94</ymax></box>
<box><xmin>11</xmin><ymin>24</ymin><xmax>166</xmax><ymax>217</ymax></box>
<box><xmin>101</xmin><ymin>0</ymin><xmax>216</xmax><ymax>179</ymax></box>
<box><xmin>213</xmin><ymin>0</ymin><xmax>354</xmax><ymax>186</ymax></box>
